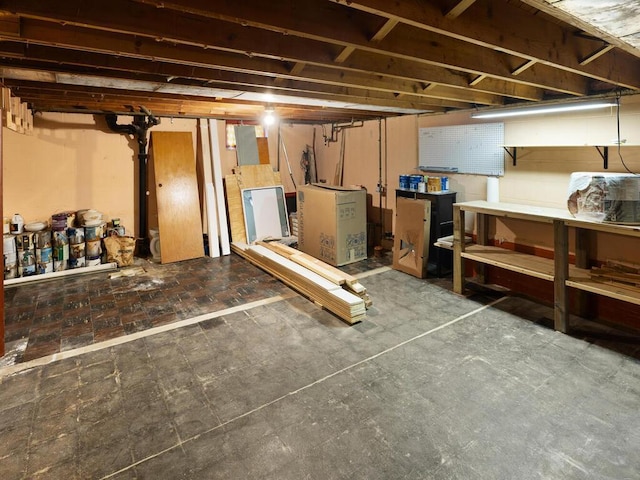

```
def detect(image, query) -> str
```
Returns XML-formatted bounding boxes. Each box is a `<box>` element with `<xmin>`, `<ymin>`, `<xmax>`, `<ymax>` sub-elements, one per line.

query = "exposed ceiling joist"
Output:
<box><xmin>0</xmin><ymin>0</ymin><xmax>637</xmax><ymax>122</ymax></box>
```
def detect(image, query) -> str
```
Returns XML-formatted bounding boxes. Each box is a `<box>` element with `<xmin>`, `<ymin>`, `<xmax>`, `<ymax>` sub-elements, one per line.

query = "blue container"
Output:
<box><xmin>399</xmin><ymin>175</ymin><xmax>410</xmax><ymax>189</ymax></box>
<box><xmin>441</xmin><ymin>176</ymin><xmax>449</xmax><ymax>191</ymax></box>
<box><xmin>409</xmin><ymin>175</ymin><xmax>423</xmax><ymax>191</ymax></box>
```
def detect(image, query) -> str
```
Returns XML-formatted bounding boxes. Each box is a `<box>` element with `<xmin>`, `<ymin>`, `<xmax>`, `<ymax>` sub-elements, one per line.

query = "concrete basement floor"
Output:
<box><xmin>1</xmin><ymin>253</ymin><xmax>640</xmax><ymax>479</ymax></box>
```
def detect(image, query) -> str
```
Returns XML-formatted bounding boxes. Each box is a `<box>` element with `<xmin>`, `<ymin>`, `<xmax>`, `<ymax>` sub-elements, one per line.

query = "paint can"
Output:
<box><xmin>4</xmin><ymin>256</ymin><xmax>17</xmax><ymax>279</ymax></box>
<box><xmin>3</xmin><ymin>234</ymin><xmax>16</xmax><ymax>254</ymax></box>
<box><xmin>16</xmin><ymin>232</ymin><xmax>35</xmax><ymax>251</ymax></box>
<box><xmin>84</xmin><ymin>223</ymin><xmax>105</xmax><ymax>241</ymax></box>
<box><xmin>69</xmin><ymin>242</ymin><xmax>86</xmax><ymax>269</ymax></box>
<box><xmin>399</xmin><ymin>175</ymin><xmax>410</xmax><ymax>190</ymax></box>
<box><xmin>18</xmin><ymin>249</ymin><xmax>36</xmax><ymax>276</ymax></box>
<box><xmin>107</xmin><ymin>226</ymin><xmax>126</xmax><ymax>237</ymax></box>
<box><xmin>86</xmin><ymin>257</ymin><xmax>102</xmax><ymax>267</ymax></box>
<box><xmin>67</xmin><ymin>227</ymin><xmax>85</xmax><ymax>245</ymax></box>
<box><xmin>34</xmin><ymin>229</ymin><xmax>52</xmax><ymax>249</ymax></box>
<box><xmin>51</xmin><ymin>212</ymin><xmax>69</xmax><ymax>231</ymax></box>
<box><xmin>85</xmin><ymin>238</ymin><xmax>102</xmax><ymax>261</ymax></box>
<box><xmin>409</xmin><ymin>175</ymin><xmax>423</xmax><ymax>191</ymax></box>
<box><xmin>36</xmin><ymin>247</ymin><xmax>53</xmax><ymax>274</ymax></box>
<box><xmin>53</xmin><ymin>231</ymin><xmax>69</xmax><ymax>271</ymax></box>
<box><xmin>36</xmin><ymin>246</ymin><xmax>53</xmax><ymax>263</ymax></box>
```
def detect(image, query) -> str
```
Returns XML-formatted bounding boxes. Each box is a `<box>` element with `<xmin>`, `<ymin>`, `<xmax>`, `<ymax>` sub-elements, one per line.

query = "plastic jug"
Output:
<box><xmin>10</xmin><ymin>213</ymin><xmax>24</xmax><ymax>234</ymax></box>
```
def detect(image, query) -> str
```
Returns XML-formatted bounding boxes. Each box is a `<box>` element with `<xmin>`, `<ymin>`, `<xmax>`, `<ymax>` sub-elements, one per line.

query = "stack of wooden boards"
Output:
<box><xmin>590</xmin><ymin>260</ymin><xmax>640</xmax><ymax>293</ymax></box>
<box><xmin>232</xmin><ymin>241</ymin><xmax>370</xmax><ymax>324</ymax></box>
<box><xmin>2</xmin><ymin>87</ymin><xmax>33</xmax><ymax>134</ymax></box>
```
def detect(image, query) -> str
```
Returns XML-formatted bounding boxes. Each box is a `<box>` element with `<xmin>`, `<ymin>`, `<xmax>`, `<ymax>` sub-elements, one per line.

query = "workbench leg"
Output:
<box><xmin>574</xmin><ymin>227</ymin><xmax>592</xmax><ymax>318</ymax></box>
<box><xmin>476</xmin><ymin>213</ymin><xmax>488</xmax><ymax>284</ymax></box>
<box><xmin>554</xmin><ymin>220</ymin><xmax>569</xmax><ymax>333</ymax></box>
<box><xmin>453</xmin><ymin>206</ymin><xmax>465</xmax><ymax>294</ymax></box>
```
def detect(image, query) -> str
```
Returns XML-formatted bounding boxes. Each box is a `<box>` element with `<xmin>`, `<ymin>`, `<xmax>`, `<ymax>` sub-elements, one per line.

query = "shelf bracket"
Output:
<box><xmin>503</xmin><ymin>146</ymin><xmax>517</xmax><ymax>166</ymax></box>
<box><xmin>595</xmin><ymin>146</ymin><xmax>608</xmax><ymax>169</ymax></box>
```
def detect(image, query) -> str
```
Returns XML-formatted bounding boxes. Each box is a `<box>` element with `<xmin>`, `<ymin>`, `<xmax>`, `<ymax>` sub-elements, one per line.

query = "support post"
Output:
<box><xmin>554</xmin><ymin>219</ymin><xmax>569</xmax><ymax>333</ymax></box>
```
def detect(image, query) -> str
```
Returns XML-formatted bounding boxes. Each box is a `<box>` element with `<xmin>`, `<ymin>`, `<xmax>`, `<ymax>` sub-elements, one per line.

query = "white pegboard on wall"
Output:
<box><xmin>419</xmin><ymin>122</ymin><xmax>504</xmax><ymax>176</ymax></box>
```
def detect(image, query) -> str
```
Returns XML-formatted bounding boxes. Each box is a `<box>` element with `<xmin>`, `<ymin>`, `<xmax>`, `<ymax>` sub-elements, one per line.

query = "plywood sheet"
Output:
<box><xmin>224</xmin><ymin>164</ymin><xmax>282</xmax><ymax>243</ymax></box>
<box><xmin>393</xmin><ymin>197</ymin><xmax>431</xmax><ymax>278</ymax></box>
<box><xmin>150</xmin><ymin>131</ymin><xmax>204</xmax><ymax>264</ymax></box>
<box><xmin>235</xmin><ymin>125</ymin><xmax>259</xmax><ymax>165</ymax></box>
<box><xmin>257</xmin><ymin>137</ymin><xmax>270</xmax><ymax>165</ymax></box>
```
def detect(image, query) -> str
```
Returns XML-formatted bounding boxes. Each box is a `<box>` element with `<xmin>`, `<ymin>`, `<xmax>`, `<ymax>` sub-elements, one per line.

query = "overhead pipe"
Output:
<box><xmin>105</xmin><ymin>107</ymin><xmax>159</xmax><ymax>253</ymax></box>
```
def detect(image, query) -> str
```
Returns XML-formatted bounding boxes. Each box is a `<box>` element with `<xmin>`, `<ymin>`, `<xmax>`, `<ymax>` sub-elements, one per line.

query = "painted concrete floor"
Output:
<box><xmin>1</xmin><ymin>254</ymin><xmax>640</xmax><ymax>479</ymax></box>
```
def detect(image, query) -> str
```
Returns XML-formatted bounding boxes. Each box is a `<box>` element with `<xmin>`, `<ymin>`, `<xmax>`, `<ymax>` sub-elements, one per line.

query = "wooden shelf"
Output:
<box><xmin>461</xmin><ymin>244</ymin><xmax>555</xmax><ymax>281</ymax></box>
<box><xmin>564</xmin><ymin>219</ymin><xmax>640</xmax><ymax>238</ymax></box>
<box><xmin>567</xmin><ymin>268</ymin><xmax>640</xmax><ymax>306</ymax></box>
<box><xmin>453</xmin><ymin>200</ymin><xmax>572</xmax><ymax>224</ymax></box>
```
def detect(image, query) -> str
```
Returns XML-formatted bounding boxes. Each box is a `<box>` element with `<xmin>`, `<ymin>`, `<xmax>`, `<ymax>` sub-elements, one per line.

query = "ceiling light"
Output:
<box><xmin>263</xmin><ymin>106</ymin><xmax>276</xmax><ymax>126</ymax></box>
<box><xmin>471</xmin><ymin>100</ymin><xmax>618</xmax><ymax>119</ymax></box>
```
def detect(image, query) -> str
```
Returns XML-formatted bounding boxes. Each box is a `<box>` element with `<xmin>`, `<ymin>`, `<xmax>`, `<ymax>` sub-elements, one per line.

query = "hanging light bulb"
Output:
<box><xmin>263</xmin><ymin>105</ymin><xmax>276</xmax><ymax>126</ymax></box>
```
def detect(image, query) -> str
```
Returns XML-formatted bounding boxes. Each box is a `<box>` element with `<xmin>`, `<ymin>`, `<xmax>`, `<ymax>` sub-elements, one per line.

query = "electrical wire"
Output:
<box><xmin>615</xmin><ymin>91</ymin><xmax>637</xmax><ymax>175</ymax></box>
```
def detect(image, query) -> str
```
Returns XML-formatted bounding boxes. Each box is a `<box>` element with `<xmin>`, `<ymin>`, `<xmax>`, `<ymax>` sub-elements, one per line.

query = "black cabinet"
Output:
<box><xmin>396</xmin><ymin>189</ymin><xmax>457</xmax><ymax>277</ymax></box>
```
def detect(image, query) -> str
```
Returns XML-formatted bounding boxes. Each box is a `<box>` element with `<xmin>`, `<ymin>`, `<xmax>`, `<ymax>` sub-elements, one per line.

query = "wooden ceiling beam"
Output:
<box><xmin>370</xmin><ymin>18</ymin><xmax>399</xmax><ymax>42</ymax></box>
<box><xmin>444</xmin><ymin>0</ymin><xmax>477</xmax><ymax>20</ymax></box>
<box><xmin>0</xmin><ymin>0</ymin><xmax>593</xmax><ymax>96</ymax></box>
<box><xmin>0</xmin><ymin>42</ymin><xmax>486</xmax><ymax>108</ymax></box>
<box><xmin>2</xmin><ymin>21</ymin><xmax>538</xmax><ymax>104</ymax></box>
<box><xmin>329</xmin><ymin>0</ymin><xmax>640</xmax><ymax>90</ymax></box>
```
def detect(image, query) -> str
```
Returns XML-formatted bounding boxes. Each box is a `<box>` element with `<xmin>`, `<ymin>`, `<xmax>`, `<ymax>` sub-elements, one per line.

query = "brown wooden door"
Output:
<box><xmin>150</xmin><ymin>132</ymin><xmax>204</xmax><ymax>264</ymax></box>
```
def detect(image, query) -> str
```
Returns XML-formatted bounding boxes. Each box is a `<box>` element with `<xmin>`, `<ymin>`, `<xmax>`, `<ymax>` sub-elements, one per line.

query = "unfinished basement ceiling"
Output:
<box><xmin>0</xmin><ymin>0</ymin><xmax>639</xmax><ymax>123</ymax></box>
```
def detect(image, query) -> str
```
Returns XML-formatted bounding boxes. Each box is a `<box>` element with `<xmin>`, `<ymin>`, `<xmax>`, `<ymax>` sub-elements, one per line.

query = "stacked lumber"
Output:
<box><xmin>257</xmin><ymin>241</ymin><xmax>372</xmax><ymax>308</ymax></box>
<box><xmin>2</xmin><ymin>87</ymin><xmax>33</xmax><ymax>134</ymax></box>
<box><xmin>589</xmin><ymin>260</ymin><xmax>640</xmax><ymax>293</ymax></box>
<box><xmin>232</xmin><ymin>242</ymin><xmax>367</xmax><ymax>324</ymax></box>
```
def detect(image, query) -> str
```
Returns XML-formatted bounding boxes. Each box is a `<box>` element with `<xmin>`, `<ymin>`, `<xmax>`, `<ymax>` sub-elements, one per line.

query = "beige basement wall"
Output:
<box><xmin>417</xmin><ymin>94</ymin><xmax>640</xmax><ymax>262</ymax></box>
<box><xmin>5</xmin><ymin>96</ymin><xmax>640</xmax><ymax>264</ymax></box>
<box><xmin>2</xmin><ymin>114</ymin><xmax>312</xmax><ymax>239</ymax></box>
<box><xmin>313</xmin><ymin>95</ymin><xmax>640</xmax><ymax>263</ymax></box>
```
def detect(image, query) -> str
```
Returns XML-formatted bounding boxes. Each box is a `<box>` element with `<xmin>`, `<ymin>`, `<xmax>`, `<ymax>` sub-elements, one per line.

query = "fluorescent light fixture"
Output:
<box><xmin>471</xmin><ymin>100</ymin><xmax>617</xmax><ymax>119</ymax></box>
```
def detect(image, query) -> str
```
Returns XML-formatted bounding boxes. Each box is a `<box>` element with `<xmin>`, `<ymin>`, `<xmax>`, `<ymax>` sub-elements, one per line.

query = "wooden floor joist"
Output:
<box><xmin>232</xmin><ymin>242</ymin><xmax>366</xmax><ymax>324</ymax></box>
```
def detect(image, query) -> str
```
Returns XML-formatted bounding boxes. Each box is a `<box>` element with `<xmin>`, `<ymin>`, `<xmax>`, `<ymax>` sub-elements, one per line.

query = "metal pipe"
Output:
<box><xmin>105</xmin><ymin>109</ymin><xmax>158</xmax><ymax>253</ymax></box>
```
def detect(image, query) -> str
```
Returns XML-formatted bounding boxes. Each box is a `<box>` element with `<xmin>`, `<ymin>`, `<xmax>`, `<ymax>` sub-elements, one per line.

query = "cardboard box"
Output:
<box><xmin>392</xmin><ymin>197</ymin><xmax>431</xmax><ymax>278</ymax></box>
<box><xmin>297</xmin><ymin>184</ymin><xmax>367</xmax><ymax>266</ymax></box>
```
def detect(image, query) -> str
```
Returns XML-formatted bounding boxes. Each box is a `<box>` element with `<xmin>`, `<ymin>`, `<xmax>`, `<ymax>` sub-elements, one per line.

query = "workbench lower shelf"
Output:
<box><xmin>461</xmin><ymin>244</ymin><xmax>555</xmax><ymax>281</ymax></box>
<box><xmin>567</xmin><ymin>269</ymin><xmax>640</xmax><ymax>306</ymax></box>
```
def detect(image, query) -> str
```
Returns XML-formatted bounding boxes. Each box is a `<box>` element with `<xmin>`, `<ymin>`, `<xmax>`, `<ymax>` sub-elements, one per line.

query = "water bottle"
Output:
<box><xmin>10</xmin><ymin>213</ymin><xmax>24</xmax><ymax>234</ymax></box>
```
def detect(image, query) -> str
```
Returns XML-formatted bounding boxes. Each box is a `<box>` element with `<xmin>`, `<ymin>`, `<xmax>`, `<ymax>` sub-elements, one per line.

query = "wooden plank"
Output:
<box><xmin>225</xmin><ymin>173</ymin><xmax>246</xmax><ymax>243</ymax></box>
<box><xmin>236</xmin><ymin>164</ymin><xmax>279</xmax><ymax>188</ymax></box>
<box><xmin>453</xmin><ymin>205</ymin><xmax>465</xmax><ymax>294</ymax></box>
<box><xmin>226</xmin><ymin>164</ymin><xmax>282</xmax><ymax>244</ymax></box>
<box><xmin>259</xmin><ymin>241</ymin><xmax>345</xmax><ymax>285</ymax></box>
<box><xmin>234</xmin><ymin>243</ymin><xmax>365</xmax><ymax>324</ymax></box>
<box><xmin>207</xmin><ymin>120</ymin><xmax>230</xmax><ymax>255</ymax></box>
<box><xmin>150</xmin><ymin>131</ymin><xmax>204</xmax><ymax>264</ymax></box>
<box><xmin>458</xmin><ymin>200</ymin><xmax>571</xmax><ymax>223</ymax></box>
<box><xmin>553</xmin><ymin>219</ymin><xmax>569</xmax><ymax>333</ymax></box>
<box><xmin>574</xmin><ymin>227</ymin><xmax>591</xmax><ymax>317</ymax></box>
<box><xmin>568</xmin><ymin>269</ymin><xmax>640</xmax><ymax>307</ymax></box>
<box><xmin>461</xmin><ymin>245</ymin><xmax>555</xmax><ymax>281</ymax></box>
<box><xmin>257</xmin><ymin>137</ymin><xmax>270</xmax><ymax>164</ymax></box>
<box><xmin>198</xmin><ymin>119</ymin><xmax>220</xmax><ymax>258</ymax></box>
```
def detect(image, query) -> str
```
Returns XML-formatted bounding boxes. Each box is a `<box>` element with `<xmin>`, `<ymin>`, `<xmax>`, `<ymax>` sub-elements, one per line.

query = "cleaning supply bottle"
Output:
<box><xmin>10</xmin><ymin>213</ymin><xmax>24</xmax><ymax>234</ymax></box>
